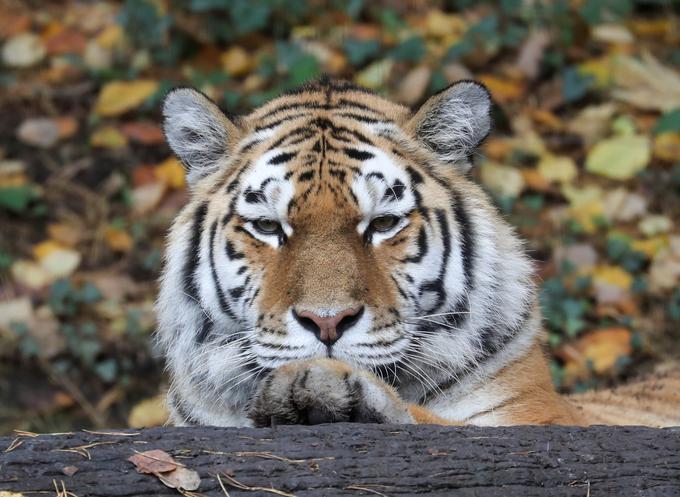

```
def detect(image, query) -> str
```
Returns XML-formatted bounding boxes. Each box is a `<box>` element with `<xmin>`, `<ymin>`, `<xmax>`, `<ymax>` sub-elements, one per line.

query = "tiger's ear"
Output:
<box><xmin>162</xmin><ymin>88</ymin><xmax>239</xmax><ymax>185</ymax></box>
<box><xmin>407</xmin><ymin>80</ymin><xmax>491</xmax><ymax>172</ymax></box>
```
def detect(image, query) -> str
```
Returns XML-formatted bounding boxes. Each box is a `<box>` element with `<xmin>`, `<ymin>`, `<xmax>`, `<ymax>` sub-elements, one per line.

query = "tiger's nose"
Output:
<box><xmin>293</xmin><ymin>307</ymin><xmax>364</xmax><ymax>346</ymax></box>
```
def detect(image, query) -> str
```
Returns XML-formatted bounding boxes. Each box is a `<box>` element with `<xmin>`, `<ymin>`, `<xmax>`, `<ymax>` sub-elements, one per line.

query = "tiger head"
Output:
<box><xmin>157</xmin><ymin>79</ymin><xmax>535</xmax><ymax>421</ymax></box>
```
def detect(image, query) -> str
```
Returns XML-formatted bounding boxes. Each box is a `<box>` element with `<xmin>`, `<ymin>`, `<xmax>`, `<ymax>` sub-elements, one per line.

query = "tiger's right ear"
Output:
<box><xmin>162</xmin><ymin>88</ymin><xmax>239</xmax><ymax>185</ymax></box>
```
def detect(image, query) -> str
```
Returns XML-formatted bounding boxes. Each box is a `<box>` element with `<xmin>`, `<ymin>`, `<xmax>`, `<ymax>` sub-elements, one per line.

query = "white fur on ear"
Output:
<box><xmin>162</xmin><ymin>88</ymin><xmax>234</xmax><ymax>184</ymax></box>
<box><xmin>410</xmin><ymin>80</ymin><xmax>491</xmax><ymax>172</ymax></box>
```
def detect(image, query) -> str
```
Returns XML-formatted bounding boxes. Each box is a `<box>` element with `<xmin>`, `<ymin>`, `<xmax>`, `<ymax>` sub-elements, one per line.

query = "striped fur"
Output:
<box><xmin>156</xmin><ymin>79</ymin><xmax>676</xmax><ymax>428</ymax></box>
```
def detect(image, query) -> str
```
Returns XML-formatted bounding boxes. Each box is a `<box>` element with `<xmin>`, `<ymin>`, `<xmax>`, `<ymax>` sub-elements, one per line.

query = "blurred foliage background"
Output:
<box><xmin>0</xmin><ymin>0</ymin><xmax>679</xmax><ymax>434</ymax></box>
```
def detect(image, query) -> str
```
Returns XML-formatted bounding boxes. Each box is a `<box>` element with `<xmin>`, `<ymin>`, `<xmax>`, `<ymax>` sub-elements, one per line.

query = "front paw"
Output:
<box><xmin>248</xmin><ymin>358</ymin><xmax>414</xmax><ymax>427</ymax></box>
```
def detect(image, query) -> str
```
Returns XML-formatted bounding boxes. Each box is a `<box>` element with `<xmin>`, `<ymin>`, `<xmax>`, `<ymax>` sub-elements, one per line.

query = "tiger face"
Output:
<box><xmin>157</xmin><ymin>79</ymin><xmax>535</xmax><ymax>424</ymax></box>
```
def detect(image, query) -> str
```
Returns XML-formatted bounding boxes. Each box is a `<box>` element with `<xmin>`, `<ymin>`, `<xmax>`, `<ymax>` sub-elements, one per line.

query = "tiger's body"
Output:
<box><xmin>156</xmin><ymin>78</ymin><xmax>678</xmax><ymax>428</ymax></box>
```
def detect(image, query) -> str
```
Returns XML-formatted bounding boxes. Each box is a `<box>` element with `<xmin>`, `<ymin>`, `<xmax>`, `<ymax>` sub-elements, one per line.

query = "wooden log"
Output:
<box><xmin>1</xmin><ymin>424</ymin><xmax>679</xmax><ymax>496</ymax></box>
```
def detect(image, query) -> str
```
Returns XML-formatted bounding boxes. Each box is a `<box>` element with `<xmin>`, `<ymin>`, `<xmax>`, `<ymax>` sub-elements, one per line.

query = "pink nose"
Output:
<box><xmin>294</xmin><ymin>307</ymin><xmax>364</xmax><ymax>345</ymax></box>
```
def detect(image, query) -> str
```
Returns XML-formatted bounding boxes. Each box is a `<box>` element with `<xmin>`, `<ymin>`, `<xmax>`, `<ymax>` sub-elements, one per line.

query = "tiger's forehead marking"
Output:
<box><xmin>235</xmin><ymin>113</ymin><xmax>415</xmax><ymax>228</ymax></box>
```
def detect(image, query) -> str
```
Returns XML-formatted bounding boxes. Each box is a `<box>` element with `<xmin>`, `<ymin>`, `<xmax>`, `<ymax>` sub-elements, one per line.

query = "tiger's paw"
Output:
<box><xmin>248</xmin><ymin>358</ymin><xmax>414</xmax><ymax>427</ymax></box>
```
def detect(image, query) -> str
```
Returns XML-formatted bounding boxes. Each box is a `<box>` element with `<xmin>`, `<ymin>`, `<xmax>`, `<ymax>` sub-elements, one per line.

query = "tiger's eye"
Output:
<box><xmin>253</xmin><ymin>219</ymin><xmax>281</xmax><ymax>234</ymax></box>
<box><xmin>370</xmin><ymin>215</ymin><xmax>399</xmax><ymax>233</ymax></box>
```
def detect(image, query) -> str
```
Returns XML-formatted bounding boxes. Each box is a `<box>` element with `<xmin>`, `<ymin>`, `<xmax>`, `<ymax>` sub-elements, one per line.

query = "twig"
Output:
<box><xmin>345</xmin><ymin>485</ymin><xmax>394</xmax><ymax>497</ymax></box>
<box><xmin>217</xmin><ymin>472</ymin><xmax>297</xmax><ymax>497</ymax></box>
<box><xmin>54</xmin><ymin>441</ymin><xmax>117</xmax><ymax>459</ymax></box>
<box><xmin>82</xmin><ymin>429</ymin><xmax>140</xmax><ymax>437</ymax></box>
<box><xmin>53</xmin><ymin>479</ymin><xmax>79</xmax><ymax>497</ymax></box>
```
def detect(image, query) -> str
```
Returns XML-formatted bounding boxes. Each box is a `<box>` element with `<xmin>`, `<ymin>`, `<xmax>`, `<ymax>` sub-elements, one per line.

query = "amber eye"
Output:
<box><xmin>369</xmin><ymin>215</ymin><xmax>400</xmax><ymax>233</ymax></box>
<box><xmin>252</xmin><ymin>218</ymin><xmax>281</xmax><ymax>235</ymax></box>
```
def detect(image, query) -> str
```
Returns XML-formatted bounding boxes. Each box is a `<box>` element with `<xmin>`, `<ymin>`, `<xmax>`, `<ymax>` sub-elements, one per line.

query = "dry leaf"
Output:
<box><xmin>2</xmin><ymin>33</ymin><xmax>45</xmax><ymax>67</ymax></box>
<box><xmin>17</xmin><ymin>117</ymin><xmax>60</xmax><ymax>148</ymax></box>
<box><xmin>120</xmin><ymin>121</ymin><xmax>164</xmax><ymax>145</ymax></box>
<box><xmin>91</xmin><ymin>126</ymin><xmax>128</xmax><ymax>148</ymax></box>
<box><xmin>94</xmin><ymin>80</ymin><xmax>159</xmax><ymax>117</ymax></box>
<box><xmin>395</xmin><ymin>66</ymin><xmax>431</xmax><ymax>105</ymax></box>
<box><xmin>158</xmin><ymin>466</ymin><xmax>201</xmax><ymax>491</ymax></box>
<box><xmin>479</xmin><ymin>161</ymin><xmax>525</xmax><ymax>198</ymax></box>
<box><xmin>0</xmin><ymin>298</ymin><xmax>32</xmax><ymax>329</ymax></box>
<box><xmin>128</xmin><ymin>449</ymin><xmax>201</xmax><ymax>492</ymax></box>
<box><xmin>537</xmin><ymin>154</ymin><xmax>577</xmax><ymax>184</ymax></box>
<box><xmin>128</xmin><ymin>449</ymin><xmax>177</xmax><ymax>474</ymax></box>
<box><xmin>611</xmin><ymin>52</ymin><xmax>680</xmax><ymax>112</ymax></box>
<box><xmin>104</xmin><ymin>226</ymin><xmax>134</xmax><ymax>252</ymax></box>
<box><xmin>131</xmin><ymin>181</ymin><xmax>166</xmax><ymax>215</ymax></box>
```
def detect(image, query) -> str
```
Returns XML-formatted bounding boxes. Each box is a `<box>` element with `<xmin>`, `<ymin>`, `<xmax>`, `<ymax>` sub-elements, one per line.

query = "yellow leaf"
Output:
<box><xmin>575</xmin><ymin>328</ymin><xmax>632</xmax><ymax>374</ymax></box>
<box><xmin>631</xmin><ymin>236</ymin><xmax>668</xmax><ymax>258</ymax></box>
<box><xmin>128</xmin><ymin>394</ymin><xmax>169</xmax><ymax>428</ymax></box>
<box><xmin>585</xmin><ymin>134</ymin><xmax>650</xmax><ymax>180</ymax></box>
<box><xmin>96</xmin><ymin>24</ymin><xmax>124</xmax><ymax>49</ymax></box>
<box><xmin>579</xmin><ymin>56</ymin><xmax>614</xmax><ymax>88</ymax></box>
<box><xmin>32</xmin><ymin>239</ymin><xmax>67</xmax><ymax>260</ymax></box>
<box><xmin>220</xmin><ymin>46</ymin><xmax>252</xmax><ymax>77</ymax></box>
<box><xmin>94</xmin><ymin>80</ymin><xmax>158</xmax><ymax>117</ymax></box>
<box><xmin>105</xmin><ymin>226</ymin><xmax>134</xmax><ymax>252</ymax></box>
<box><xmin>653</xmin><ymin>132</ymin><xmax>680</xmax><ymax>162</ymax></box>
<box><xmin>91</xmin><ymin>126</ymin><xmax>128</xmax><ymax>148</ymax></box>
<box><xmin>0</xmin><ymin>492</ymin><xmax>27</xmax><ymax>497</ymax></box>
<box><xmin>537</xmin><ymin>154</ymin><xmax>577</xmax><ymax>184</ymax></box>
<box><xmin>424</xmin><ymin>10</ymin><xmax>466</xmax><ymax>39</ymax></box>
<box><xmin>478</xmin><ymin>75</ymin><xmax>524</xmax><ymax>104</ymax></box>
<box><xmin>592</xmin><ymin>265</ymin><xmax>633</xmax><ymax>289</ymax></box>
<box><xmin>355</xmin><ymin>59</ymin><xmax>393</xmax><ymax>89</ymax></box>
<box><xmin>154</xmin><ymin>157</ymin><xmax>185</xmax><ymax>189</ymax></box>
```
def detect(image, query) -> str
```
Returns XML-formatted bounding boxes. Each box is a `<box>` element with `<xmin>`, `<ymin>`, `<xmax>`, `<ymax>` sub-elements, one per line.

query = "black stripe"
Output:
<box><xmin>335</xmin><ymin>112</ymin><xmax>381</xmax><ymax>124</ymax></box>
<box><xmin>402</xmin><ymin>226</ymin><xmax>428</xmax><ymax>263</ymax></box>
<box><xmin>268</xmin><ymin>151</ymin><xmax>298</xmax><ymax>165</ymax></box>
<box><xmin>183</xmin><ymin>203</ymin><xmax>208</xmax><ymax>303</ymax></box>
<box><xmin>209</xmin><ymin>221</ymin><xmax>238</xmax><ymax>321</ymax></box>
<box><xmin>298</xmin><ymin>170</ymin><xmax>315</xmax><ymax>182</ymax></box>
<box><xmin>452</xmin><ymin>189</ymin><xmax>474</xmax><ymax>293</ymax></box>
<box><xmin>244</xmin><ymin>189</ymin><xmax>267</xmax><ymax>204</ymax></box>
<box><xmin>383</xmin><ymin>179</ymin><xmax>405</xmax><ymax>201</ymax></box>
<box><xmin>417</xmin><ymin>209</ymin><xmax>451</xmax><ymax>313</ymax></box>
<box><xmin>255</xmin><ymin>113</ymin><xmax>306</xmax><ymax>132</ymax></box>
<box><xmin>342</xmin><ymin>148</ymin><xmax>375</xmax><ymax>161</ymax></box>
<box><xmin>268</xmin><ymin>126</ymin><xmax>313</xmax><ymax>150</ymax></box>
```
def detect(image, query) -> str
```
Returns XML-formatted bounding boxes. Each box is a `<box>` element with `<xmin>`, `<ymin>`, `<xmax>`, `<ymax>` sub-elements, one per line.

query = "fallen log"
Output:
<box><xmin>1</xmin><ymin>424</ymin><xmax>679</xmax><ymax>496</ymax></box>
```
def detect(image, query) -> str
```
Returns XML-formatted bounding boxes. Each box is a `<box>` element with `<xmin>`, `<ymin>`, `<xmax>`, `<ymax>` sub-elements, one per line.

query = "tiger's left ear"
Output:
<box><xmin>407</xmin><ymin>80</ymin><xmax>491</xmax><ymax>172</ymax></box>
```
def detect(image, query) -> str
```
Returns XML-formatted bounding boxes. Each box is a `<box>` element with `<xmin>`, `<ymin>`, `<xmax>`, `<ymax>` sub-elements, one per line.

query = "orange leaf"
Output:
<box><xmin>120</xmin><ymin>122</ymin><xmax>164</xmax><ymax>145</ymax></box>
<box><xmin>154</xmin><ymin>158</ymin><xmax>185</xmax><ymax>190</ymax></box>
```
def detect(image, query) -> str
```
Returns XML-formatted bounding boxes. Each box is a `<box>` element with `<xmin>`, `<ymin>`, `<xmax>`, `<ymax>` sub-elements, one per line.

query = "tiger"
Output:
<box><xmin>155</xmin><ymin>77</ymin><xmax>680</xmax><ymax>428</ymax></box>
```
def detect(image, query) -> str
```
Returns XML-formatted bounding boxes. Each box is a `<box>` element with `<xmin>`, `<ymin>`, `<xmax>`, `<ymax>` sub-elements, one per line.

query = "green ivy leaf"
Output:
<box><xmin>388</xmin><ymin>37</ymin><xmax>425</xmax><ymax>62</ymax></box>
<box><xmin>654</xmin><ymin>108</ymin><xmax>680</xmax><ymax>135</ymax></box>
<box><xmin>0</xmin><ymin>186</ymin><xmax>38</xmax><ymax>213</ymax></box>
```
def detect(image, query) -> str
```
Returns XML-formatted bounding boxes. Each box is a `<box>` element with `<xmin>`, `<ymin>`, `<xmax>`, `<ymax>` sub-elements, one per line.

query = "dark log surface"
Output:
<box><xmin>1</xmin><ymin>424</ymin><xmax>679</xmax><ymax>497</ymax></box>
